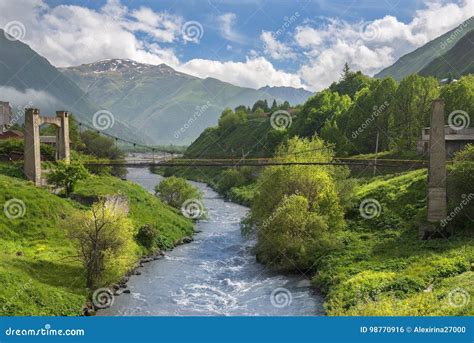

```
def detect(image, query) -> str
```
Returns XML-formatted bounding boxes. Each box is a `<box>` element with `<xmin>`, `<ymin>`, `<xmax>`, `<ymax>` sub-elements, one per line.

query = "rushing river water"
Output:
<box><xmin>100</xmin><ymin>167</ymin><xmax>324</xmax><ymax>316</ymax></box>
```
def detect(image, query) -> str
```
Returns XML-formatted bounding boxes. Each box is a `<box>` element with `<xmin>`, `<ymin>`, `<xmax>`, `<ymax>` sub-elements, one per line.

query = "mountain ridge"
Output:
<box><xmin>375</xmin><ymin>17</ymin><xmax>474</xmax><ymax>80</ymax></box>
<box><xmin>61</xmin><ymin>59</ymin><xmax>312</xmax><ymax>144</ymax></box>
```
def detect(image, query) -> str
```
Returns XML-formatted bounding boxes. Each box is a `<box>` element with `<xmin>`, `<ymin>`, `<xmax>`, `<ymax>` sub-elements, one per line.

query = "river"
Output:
<box><xmin>100</xmin><ymin>167</ymin><xmax>324</xmax><ymax>316</ymax></box>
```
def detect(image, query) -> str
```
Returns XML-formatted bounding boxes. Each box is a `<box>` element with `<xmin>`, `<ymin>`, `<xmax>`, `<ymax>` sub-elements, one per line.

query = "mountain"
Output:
<box><xmin>0</xmin><ymin>31</ymin><xmax>145</xmax><ymax>142</ymax></box>
<box><xmin>61</xmin><ymin>59</ymin><xmax>294</xmax><ymax>145</ymax></box>
<box><xmin>258</xmin><ymin>86</ymin><xmax>313</xmax><ymax>106</ymax></box>
<box><xmin>375</xmin><ymin>17</ymin><xmax>474</xmax><ymax>80</ymax></box>
<box><xmin>419</xmin><ymin>29</ymin><xmax>474</xmax><ymax>79</ymax></box>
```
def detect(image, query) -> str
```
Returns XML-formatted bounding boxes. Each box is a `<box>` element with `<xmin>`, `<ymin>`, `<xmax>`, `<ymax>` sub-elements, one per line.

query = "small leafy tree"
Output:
<box><xmin>47</xmin><ymin>161</ymin><xmax>89</xmax><ymax>196</ymax></box>
<box><xmin>69</xmin><ymin>198</ymin><xmax>135</xmax><ymax>288</ymax></box>
<box><xmin>155</xmin><ymin>176</ymin><xmax>202</xmax><ymax>209</ymax></box>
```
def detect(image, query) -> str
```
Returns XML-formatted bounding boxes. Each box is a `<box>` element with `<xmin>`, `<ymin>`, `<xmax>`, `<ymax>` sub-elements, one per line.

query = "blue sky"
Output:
<box><xmin>1</xmin><ymin>0</ymin><xmax>472</xmax><ymax>90</ymax></box>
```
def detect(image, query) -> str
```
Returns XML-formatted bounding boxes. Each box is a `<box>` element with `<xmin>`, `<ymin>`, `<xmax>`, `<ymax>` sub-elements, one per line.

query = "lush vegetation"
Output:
<box><xmin>47</xmin><ymin>161</ymin><xmax>89</xmax><ymax>196</ymax></box>
<box><xmin>245</xmin><ymin>137</ymin><xmax>351</xmax><ymax>271</ymax></box>
<box><xmin>0</xmin><ymin>122</ymin><xmax>196</xmax><ymax>315</ymax></box>
<box><xmin>161</xmin><ymin>66</ymin><xmax>474</xmax><ymax>316</ymax></box>
<box><xmin>155</xmin><ymin>176</ymin><xmax>202</xmax><ymax>210</ymax></box>
<box><xmin>0</xmin><ymin>171</ymin><xmax>193</xmax><ymax>315</ymax></box>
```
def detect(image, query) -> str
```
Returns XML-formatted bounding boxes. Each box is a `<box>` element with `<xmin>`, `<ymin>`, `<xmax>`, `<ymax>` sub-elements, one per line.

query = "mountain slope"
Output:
<box><xmin>0</xmin><ymin>32</ymin><xmax>147</xmax><ymax>143</ymax></box>
<box><xmin>419</xmin><ymin>29</ymin><xmax>474</xmax><ymax>78</ymax></box>
<box><xmin>375</xmin><ymin>17</ymin><xmax>474</xmax><ymax>80</ymax></box>
<box><xmin>259</xmin><ymin>86</ymin><xmax>313</xmax><ymax>105</ymax></box>
<box><xmin>61</xmin><ymin>60</ymin><xmax>289</xmax><ymax>145</ymax></box>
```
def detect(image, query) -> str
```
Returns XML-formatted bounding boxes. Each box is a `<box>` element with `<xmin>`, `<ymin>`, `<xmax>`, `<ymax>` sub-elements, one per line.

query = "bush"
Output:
<box><xmin>135</xmin><ymin>225</ymin><xmax>158</xmax><ymax>249</ymax></box>
<box><xmin>248</xmin><ymin>136</ymin><xmax>350</xmax><ymax>271</ymax></box>
<box><xmin>155</xmin><ymin>176</ymin><xmax>202</xmax><ymax>210</ymax></box>
<box><xmin>47</xmin><ymin>161</ymin><xmax>89</xmax><ymax>196</ymax></box>
<box><xmin>68</xmin><ymin>198</ymin><xmax>137</xmax><ymax>288</ymax></box>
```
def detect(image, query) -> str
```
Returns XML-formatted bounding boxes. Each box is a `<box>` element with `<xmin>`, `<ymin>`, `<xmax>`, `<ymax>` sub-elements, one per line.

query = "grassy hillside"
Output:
<box><xmin>420</xmin><ymin>30</ymin><xmax>474</xmax><ymax>78</ymax></box>
<box><xmin>0</xmin><ymin>170</ymin><xmax>193</xmax><ymax>315</ymax></box>
<box><xmin>185</xmin><ymin>118</ymin><xmax>281</xmax><ymax>158</ymax></box>
<box><xmin>0</xmin><ymin>31</ymin><xmax>146</xmax><ymax>143</ymax></box>
<box><xmin>316</xmin><ymin>169</ymin><xmax>473</xmax><ymax>315</ymax></box>
<box><xmin>375</xmin><ymin>17</ymin><xmax>474</xmax><ymax>80</ymax></box>
<box><xmin>61</xmin><ymin>60</ymin><xmax>285</xmax><ymax>145</ymax></box>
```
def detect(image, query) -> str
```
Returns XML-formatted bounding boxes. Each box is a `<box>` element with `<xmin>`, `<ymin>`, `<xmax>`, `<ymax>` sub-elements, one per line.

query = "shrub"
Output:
<box><xmin>47</xmin><ymin>161</ymin><xmax>89</xmax><ymax>196</ymax></box>
<box><xmin>155</xmin><ymin>176</ymin><xmax>202</xmax><ymax>210</ymax></box>
<box><xmin>248</xmin><ymin>136</ymin><xmax>350</xmax><ymax>271</ymax></box>
<box><xmin>68</xmin><ymin>198</ymin><xmax>136</xmax><ymax>288</ymax></box>
<box><xmin>135</xmin><ymin>225</ymin><xmax>158</xmax><ymax>249</ymax></box>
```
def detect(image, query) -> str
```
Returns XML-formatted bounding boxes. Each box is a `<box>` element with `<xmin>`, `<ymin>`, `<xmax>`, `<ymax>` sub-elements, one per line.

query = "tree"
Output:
<box><xmin>389</xmin><ymin>74</ymin><xmax>439</xmax><ymax>151</ymax></box>
<box><xmin>47</xmin><ymin>161</ymin><xmax>89</xmax><ymax>196</ymax></box>
<box><xmin>155</xmin><ymin>176</ymin><xmax>202</xmax><ymax>209</ymax></box>
<box><xmin>344</xmin><ymin>77</ymin><xmax>397</xmax><ymax>154</ymax></box>
<box><xmin>329</xmin><ymin>65</ymin><xmax>373</xmax><ymax>99</ymax></box>
<box><xmin>441</xmin><ymin>75</ymin><xmax>474</xmax><ymax>126</ymax></box>
<box><xmin>271</xmin><ymin>99</ymin><xmax>278</xmax><ymax>111</ymax></box>
<box><xmin>79</xmin><ymin>130</ymin><xmax>124</xmax><ymax>160</ymax></box>
<box><xmin>252</xmin><ymin>99</ymin><xmax>270</xmax><ymax>113</ymax></box>
<box><xmin>247</xmin><ymin>136</ymin><xmax>349</xmax><ymax>271</ymax></box>
<box><xmin>280</xmin><ymin>101</ymin><xmax>290</xmax><ymax>110</ymax></box>
<box><xmin>69</xmin><ymin>198</ymin><xmax>135</xmax><ymax>288</ymax></box>
<box><xmin>292</xmin><ymin>90</ymin><xmax>352</xmax><ymax>139</ymax></box>
<box><xmin>218</xmin><ymin>108</ymin><xmax>247</xmax><ymax>130</ymax></box>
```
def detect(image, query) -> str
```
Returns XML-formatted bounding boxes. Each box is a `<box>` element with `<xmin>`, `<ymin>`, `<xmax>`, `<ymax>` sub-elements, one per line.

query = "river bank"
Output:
<box><xmin>152</xmin><ymin>165</ymin><xmax>473</xmax><ymax>316</ymax></box>
<box><xmin>99</xmin><ymin>167</ymin><xmax>324</xmax><ymax>316</ymax></box>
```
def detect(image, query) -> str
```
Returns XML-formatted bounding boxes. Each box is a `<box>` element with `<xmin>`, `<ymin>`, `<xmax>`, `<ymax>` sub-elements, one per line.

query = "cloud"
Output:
<box><xmin>0</xmin><ymin>0</ymin><xmax>472</xmax><ymax>92</ymax></box>
<box><xmin>0</xmin><ymin>86</ymin><xmax>60</xmax><ymax>125</ymax></box>
<box><xmin>260</xmin><ymin>31</ymin><xmax>296</xmax><ymax>60</ymax></box>
<box><xmin>217</xmin><ymin>12</ymin><xmax>245</xmax><ymax>43</ymax></box>
<box><xmin>180</xmin><ymin>56</ymin><xmax>304</xmax><ymax>89</ymax></box>
<box><xmin>0</xmin><ymin>0</ymin><xmax>183</xmax><ymax>67</ymax></box>
<box><xmin>295</xmin><ymin>0</ymin><xmax>474</xmax><ymax>90</ymax></box>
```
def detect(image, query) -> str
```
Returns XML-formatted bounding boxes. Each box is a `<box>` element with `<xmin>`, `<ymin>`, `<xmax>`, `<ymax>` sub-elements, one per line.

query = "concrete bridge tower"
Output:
<box><xmin>24</xmin><ymin>108</ymin><xmax>70</xmax><ymax>186</ymax></box>
<box><xmin>420</xmin><ymin>99</ymin><xmax>448</xmax><ymax>239</ymax></box>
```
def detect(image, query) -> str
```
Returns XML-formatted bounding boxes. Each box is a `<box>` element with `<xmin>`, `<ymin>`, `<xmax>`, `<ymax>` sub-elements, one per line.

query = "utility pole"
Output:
<box><xmin>373</xmin><ymin>130</ymin><xmax>379</xmax><ymax>176</ymax></box>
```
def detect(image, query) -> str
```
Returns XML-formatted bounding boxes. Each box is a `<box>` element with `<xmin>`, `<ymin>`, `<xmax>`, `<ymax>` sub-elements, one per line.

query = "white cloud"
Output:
<box><xmin>0</xmin><ymin>0</ymin><xmax>183</xmax><ymax>67</ymax></box>
<box><xmin>260</xmin><ymin>31</ymin><xmax>296</xmax><ymax>60</ymax></box>
<box><xmin>295</xmin><ymin>0</ymin><xmax>474</xmax><ymax>90</ymax></box>
<box><xmin>217</xmin><ymin>12</ymin><xmax>245</xmax><ymax>43</ymax></box>
<box><xmin>180</xmin><ymin>56</ymin><xmax>304</xmax><ymax>89</ymax></box>
<box><xmin>0</xmin><ymin>0</ymin><xmax>472</xmax><ymax>92</ymax></box>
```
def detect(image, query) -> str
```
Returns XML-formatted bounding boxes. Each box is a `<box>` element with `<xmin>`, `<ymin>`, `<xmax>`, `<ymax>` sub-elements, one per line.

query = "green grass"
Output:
<box><xmin>74</xmin><ymin>175</ymin><xmax>194</xmax><ymax>250</ymax></box>
<box><xmin>315</xmin><ymin>169</ymin><xmax>474</xmax><ymax>315</ymax></box>
<box><xmin>185</xmin><ymin>118</ymin><xmax>280</xmax><ymax>158</ymax></box>
<box><xmin>0</xmin><ymin>172</ymin><xmax>193</xmax><ymax>315</ymax></box>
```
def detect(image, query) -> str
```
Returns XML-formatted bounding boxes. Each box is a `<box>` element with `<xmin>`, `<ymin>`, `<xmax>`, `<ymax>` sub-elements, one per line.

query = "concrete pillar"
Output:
<box><xmin>56</xmin><ymin>111</ymin><xmax>70</xmax><ymax>162</ymax></box>
<box><xmin>420</xmin><ymin>100</ymin><xmax>448</xmax><ymax>238</ymax></box>
<box><xmin>24</xmin><ymin>108</ymin><xmax>42</xmax><ymax>186</ymax></box>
